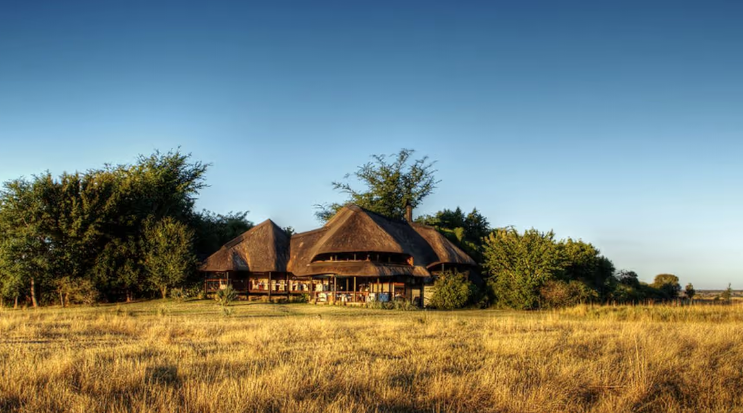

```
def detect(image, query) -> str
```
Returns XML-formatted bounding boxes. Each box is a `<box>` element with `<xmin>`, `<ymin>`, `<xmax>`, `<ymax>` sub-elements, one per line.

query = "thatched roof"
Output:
<box><xmin>286</xmin><ymin>205</ymin><xmax>475</xmax><ymax>277</ymax></box>
<box><xmin>201</xmin><ymin>205</ymin><xmax>476</xmax><ymax>277</ymax></box>
<box><xmin>199</xmin><ymin>219</ymin><xmax>290</xmax><ymax>272</ymax></box>
<box><xmin>410</xmin><ymin>223</ymin><xmax>477</xmax><ymax>267</ymax></box>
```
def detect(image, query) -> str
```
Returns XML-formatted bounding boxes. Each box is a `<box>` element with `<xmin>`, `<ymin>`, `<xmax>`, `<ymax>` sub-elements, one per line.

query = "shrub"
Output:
<box><xmin>170</xmin><ymin>288</ymin><xmax>187</xmax><ymax>302</ymax></box>
<box><xmin>540</xmin><ymin>280</ymin><xmax>598</xmax><ymax>308</ymax></box>
<box><xmin>393</xmin><ymin>299</ymin><xmax>419</xmax><ymax>311</ymax></box>
<box><xmin>429</xmin><ymin>270</ymin><xmax>476</xmax><ymax>310</ymax></box>
<box><xmin>54</xmin><ymin>277</ymin><xmax>99</xmax><ymax>306</ymax></box>
<box><xmin>215</xmin><ymin>285</ymin><xmax>238</xmax><ymax>307</ymax></box>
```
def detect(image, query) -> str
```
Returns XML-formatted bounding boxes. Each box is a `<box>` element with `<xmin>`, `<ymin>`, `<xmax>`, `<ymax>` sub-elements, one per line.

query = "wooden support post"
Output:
<box><xmin>353</xmin><ymin>277</ymin><xmax>357</xmax><ymax>302</ymax></box>
<box><xmin>332</xmin><ymin>276</ymin><xmax>337</xmax><ymax>303</ymax></box>
<box><xmin>268</xmin><ymin>272</ymin><xmax>272</xmax><ymax>300</ymax></box>
<box><xmin>246</xmin><ymin>274</ymin><xmax>251</xmax><ymax>299</ymax></box>
<box><xmin>286</xmin><ymin>273</ymin><xmax>290</xmax><ymax>295</ymax></box>
<box><xmin>389</xmin><ymin>279</ymin><xmax>393</xmax><ymax>300</ymax></box>
<box><xmin>420</xmin><ymin>279</ymin><xmax>425</xmax><ymax>308</ymax></box>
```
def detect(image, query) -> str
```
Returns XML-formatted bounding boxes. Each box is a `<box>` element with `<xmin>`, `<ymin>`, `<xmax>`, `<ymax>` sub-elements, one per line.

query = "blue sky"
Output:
<box><xmin>1</xmin><ymin>1</ymin><xmax>741</xmax><ymax>288</ymax></box>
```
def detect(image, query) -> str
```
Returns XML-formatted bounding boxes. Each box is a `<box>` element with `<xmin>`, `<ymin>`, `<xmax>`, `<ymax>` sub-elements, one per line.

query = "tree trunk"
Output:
<box><xmin>30</xmin><ymin>277</ymin><xmax>38</xmax><ymax>308</ymax></box>
<box><xmin>14</xmin><ymin>296</ymin><xmax>18</xmax><ymax>309</ymax></box>
<box><xmin>161</xmin><ymin>286</ymin><xmax>167</xmax><ymax>299</ymax></box>
<box><xmin>126</xmin><ymin>290</ymin><xmax>133</xmax><ymax>303</ymax></box>
<box><xmin>59</xmin><ymin>290</ymin><xmax>65</xmax><ymax>308</ymax></box>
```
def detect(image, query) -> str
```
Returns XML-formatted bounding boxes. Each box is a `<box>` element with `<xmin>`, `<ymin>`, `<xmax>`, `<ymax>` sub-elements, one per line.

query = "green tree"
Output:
<box><xmin>0</xmin><ymin>177</ymin><xmax>57</xmax><ymax>307</ymax></box>
<box><xmin>429</xmin><ymin>270</ymin><xmax>476</xmax><ymax>310</ymax></box>
<box><xmin>720</xmin><ymin>283</ymin><xmax>733</xmax><ymax>303</ymax></box>
<box><xmin>559</xmin><ymin>239</ymin><xmax>615</xmax><ymax>300</ymax></box>
<box><xmin>416</xmin><ymin>207</ymin><xmax>491</xmax><ymax>263</ymax></box>
<box><xmin>685</xmin><ymin>283</ymin><xmax>696</xmax><ymax>301</ymax></box>
<box><xmin>192</xmin><ymin>210</ymin><xmax>253</xmax><ymax>258</ymax></box>
<box><xmin>315</xmin><ymin>148</ymin><xmax>439</xmax><ymax>221</ymax></box>
<box><xmin>142</xmin><ymin>217</ymin><xmax>197</xmax><ymax>299</ymax></box>
<box><xmin>482</xmin><ymin>228</ymin><xmax>564</xmax><ymax>310</ymax></box>
<box><xmin>651</xmin><ymin>273</ymin><xmax>681</xmax><ymax>300</ymax></box>
<box><xmin>540</xmin><ymin>279</ymin><xmax>598</xmax><ymax>308</ymax></box>
<box><xmin>616</xmin><ymin>270</ymin><xmax>641</xmax><ymax>287</ymax></box>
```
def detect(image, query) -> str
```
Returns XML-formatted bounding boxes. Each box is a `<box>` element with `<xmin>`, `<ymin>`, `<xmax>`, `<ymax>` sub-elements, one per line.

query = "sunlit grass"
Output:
<box><xmin>1</xmin><ymin>301</ymin><xmax>742</xmax><ymax>412</ymax></box>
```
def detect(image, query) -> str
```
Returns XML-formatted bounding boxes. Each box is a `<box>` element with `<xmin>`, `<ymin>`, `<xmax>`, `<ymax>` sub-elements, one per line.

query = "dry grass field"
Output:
<box><xmin>1</xmin><ymin>301</ymin><xmax>742</xmax><ymax>413</ymax></box>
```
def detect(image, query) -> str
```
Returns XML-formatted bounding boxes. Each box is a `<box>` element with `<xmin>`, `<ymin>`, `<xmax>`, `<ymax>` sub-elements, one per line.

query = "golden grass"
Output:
<box><xmin>1</xmin><ymin>301</ymin><xmax>742</xmax><ymax>412</ymax></box>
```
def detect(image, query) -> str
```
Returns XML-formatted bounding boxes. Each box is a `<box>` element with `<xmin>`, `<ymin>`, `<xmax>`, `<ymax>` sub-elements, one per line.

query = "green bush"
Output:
<box><xmin>540</xmin><ymin>280</ymin><xmax>598</xmax><ymax>308</ymax></box>
<box><xmin>169</xmin><ymin>288</ymin><xmax>187</xmax><ymax>302</ymax></box>
<box><xmin>215</xmin><ymin>285</ymin><xmax>238</xmax><ymax>307</ymax></box>
<box><xmin>54</xmin><ymin>277</ymin><xmax>99</xmax><ymax>306</ymax></box>
<box><xmin>429</xmin><ymin>270</ymin><xmax>476</xmax><ymax>310</ymax></box>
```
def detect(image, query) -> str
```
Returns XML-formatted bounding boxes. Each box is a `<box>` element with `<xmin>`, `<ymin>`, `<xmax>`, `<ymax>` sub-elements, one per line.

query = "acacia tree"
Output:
<box><xmin>315</xmin><ymin>148</ymin><xmax>439</xmax><ymax>221</ymax></box>
<box><xmin>142</xmin><ymin>217</ymin><xmax>196</xmax><ymax>298</ymax></box>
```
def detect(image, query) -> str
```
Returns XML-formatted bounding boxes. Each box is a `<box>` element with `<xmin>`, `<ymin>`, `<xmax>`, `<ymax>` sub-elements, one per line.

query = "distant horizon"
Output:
<box><xmin>2</xmin><ymin>1</ymin><xmax>741</xmax><ymax>289</ymax></box>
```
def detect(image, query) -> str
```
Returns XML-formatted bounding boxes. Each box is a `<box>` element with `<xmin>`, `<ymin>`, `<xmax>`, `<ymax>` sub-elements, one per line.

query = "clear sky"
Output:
<box><xmin>1</xmin><ymin>1</ymin><xmax>741</xmax><ymax>288</ymax></box>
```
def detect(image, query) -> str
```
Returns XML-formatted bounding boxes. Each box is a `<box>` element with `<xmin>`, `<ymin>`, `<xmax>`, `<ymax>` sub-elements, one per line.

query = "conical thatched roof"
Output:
<box><xmin>199</xmin><ymin>219</ymin><xmax>290</xmax><ymax>272</ymax></box>
<box><xmin>286</xmin><ymin>205</ymin><xmax>475</xmax><ymax>277</ymax></box>
<box><xmin>410</xmin><ymin>223</ymin><xmax>477</xmax><ymax>267</ymax></box>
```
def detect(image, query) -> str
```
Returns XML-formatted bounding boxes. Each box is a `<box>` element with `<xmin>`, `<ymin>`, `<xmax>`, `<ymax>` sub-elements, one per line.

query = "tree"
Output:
<box><xmin>616</xmin><ymin>270</ymin><xmax>641</xmax><ymax>287</ymax></box>
<box><xmin>192</xmin><ymin>210</ymin><xmax>253</xmax><ymax>258</ymax></box>
<box><xmin>0</xmin><ymin>177</ymin><xmax>57</xmax><ymax>308</ymax></box>
<box><xmin>142</xmin><ymin>217</ymin><xmax>196</xmax><ymax>299</ymax></box>
<box><xmin>721</xmin><ymin>283</ymin><xmax>733</xmax><ymax>304</ymax></box>
<box><xmin>540</xmin><ymin>280</ymin><xmax>598</xmax><ymax>308</ymax></box>
<box><xmin>416</xmin><ymin>207</ymin><xmax>491</xmax><ymax>263</ymax></box>
<box><xmin>482</xmin><ymin>228</ymin><xmax>564</xmax><ymax>310</ymax></box>
<box><xmin>315</xmin><ymin>149</ymin><xmax>439</xmax><ymax>221</ymax></box>
<box><xmin>559</xmin><ymin>239</ymin><xmax>615</xmax><ymax>300</ymax></box>
<box><xmin>685</xmin><ymin>283</ymin><xmax>696</xmax><ymax>301</ymax></box>
<box><xmin>429</xmin><ymin>270</ymin><xmax>476</xmax><ymax>310</ymax></box>
<box><xmin>652</xmin><ymin>273</ymin><xmax>681</xmax><ymax>300</ymax></box>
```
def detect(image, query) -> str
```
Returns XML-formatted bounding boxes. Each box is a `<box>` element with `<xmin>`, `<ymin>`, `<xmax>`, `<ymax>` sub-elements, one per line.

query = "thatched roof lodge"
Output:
<box><xmin>200</xmin><ymin>204</ymin><xmax>476</xmax><ymax>306</ymax></box>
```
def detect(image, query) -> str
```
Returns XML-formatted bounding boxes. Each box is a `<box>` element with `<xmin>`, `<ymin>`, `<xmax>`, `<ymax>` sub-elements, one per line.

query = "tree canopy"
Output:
<box><xmin>316</xmin><ymin>148</ymin><xmax>439</xmax><ymax>222</ymax></box>
<box><xmin>0</xmin><ymin>149</ymin><xmax>249</xmax><ymax>305</ymax></box>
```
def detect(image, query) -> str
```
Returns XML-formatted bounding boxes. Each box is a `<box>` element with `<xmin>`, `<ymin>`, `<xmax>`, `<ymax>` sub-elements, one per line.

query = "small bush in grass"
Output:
<box><xmin>290</xmin><ymin>294</ymin><xmax>310</xmax><ymax>303</ymax></box>
<box><xmin>186</xmin><ymin>286</ymin><xmax>205</xmax><ymax>300</ymax></box>
<box><xmin>170</xmin><ymin>288</ymin><xmax>187</xmax><ymax>302</ymax></box>
<box><xmin>429</xmin><ymin>270</ymin><xmax>476</xmax><ymax>310</ymax></box>
<box><xmin>215</xmin><ymin>285</ymin><xmax>238</xmax><ymax>307</ymax></box>
<box><xmin>393</xmin><ymin>299</ymin><xmax>419</xmax><ymax>311</ymax></box>
<box><xmin>540</xmin><ymin>280</ymin><xmax>598</xmax><ymax>308</ymax></box>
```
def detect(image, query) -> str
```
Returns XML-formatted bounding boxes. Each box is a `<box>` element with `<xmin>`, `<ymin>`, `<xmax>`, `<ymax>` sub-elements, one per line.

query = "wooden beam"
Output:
<box><xmin>353</xmin><ymin>277</ymin><xmax>357</xmax><ymax>303</ymax></box>
<box><xmin>332</xmin><ymin>275</ymin><xmax>337</xmax><ymax>304</ymax></box>
<box><xmin>268</xmin><ymin>272</ymin><xmax>272</xmax><ymax>300</ymax></box>
<box><xmin>419</xmin><ymin>279</ymin><xmax>425</xmax><ymax>308</ymax></box>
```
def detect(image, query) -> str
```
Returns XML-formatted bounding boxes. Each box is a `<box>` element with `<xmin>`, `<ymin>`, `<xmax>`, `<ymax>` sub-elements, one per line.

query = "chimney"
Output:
<box><xmin>405</xmin><ymin>202</ymin><xmax>413</xmax><ymax>223</ymax></box>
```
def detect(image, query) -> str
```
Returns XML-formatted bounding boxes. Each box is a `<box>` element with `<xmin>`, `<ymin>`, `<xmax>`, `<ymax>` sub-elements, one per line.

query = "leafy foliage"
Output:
<box><xmin>192</xmin><ymin>210</ymin><xmax>253</xmax><ymax>259</ymax></box>
<box><xmin>316</xmin><ymin>148</ymin><xmax>439</xmax><ymax>221</ymax></box>
<box><xmin>652</xmin><ymin>274</ymin><xmax>681</xmax><ymax>300</ymax></box>
<box><xmin>482</xmin><ymin>228</ymin><xmax>618</xmax><ymax>309</ymax></box>
<box><xmin>143</xmin><ymin>217</ymin><xmax>197</xmax><ymax>299</ymax></box>
<box><xmin>429</xmin><ymin>270</ymin><xmax>476</xmax><ymax>310</ymax></box>
<box><xmin>416</xmin><ymin>207</ymin><xmax>490</xmax><ymax>262</ymax></box>
<box><xmin>215</xmin><ymin>285</ymin><xmax>238</xmax><ymax>307</ymax></box>
<box><xmin>0</xmin><ymin>149</ymin><xmax>224</xmax><ymax>305</ymax></box>
<box><xmin>540</xmin><ymin>280</ymin><xmax>598</xmax><ymax>308</ymax></box>
<box><xmin>685</xmin><ymin>283</ymin><xmax>696</xmax><ymax>301</ymax></box>
<box><xmin>721</xmin><ymin>283</ymin><xmax>733</xmax><ymax>303</ymax></box>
